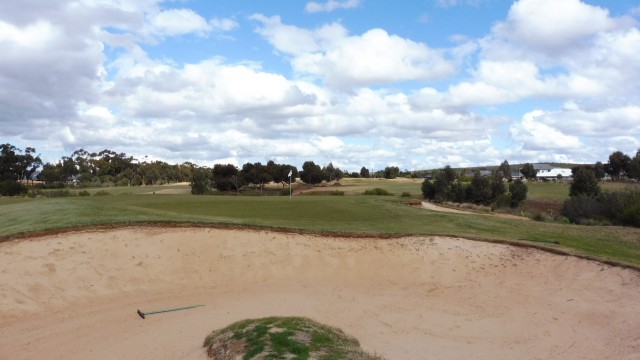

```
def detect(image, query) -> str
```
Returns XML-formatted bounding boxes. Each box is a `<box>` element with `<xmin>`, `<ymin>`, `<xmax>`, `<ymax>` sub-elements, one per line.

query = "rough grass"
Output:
<box><xmin>203</xmin><ymin>317</ymin><xmax>383</xmax><ymax>360</ymax></box>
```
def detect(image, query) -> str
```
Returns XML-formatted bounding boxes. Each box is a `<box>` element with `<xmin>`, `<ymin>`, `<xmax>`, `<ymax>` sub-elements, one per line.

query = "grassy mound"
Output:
<box><xmin>203</xmin><ymin>316</ymin><xmax>383</xmax><ymax>360</ymax></box>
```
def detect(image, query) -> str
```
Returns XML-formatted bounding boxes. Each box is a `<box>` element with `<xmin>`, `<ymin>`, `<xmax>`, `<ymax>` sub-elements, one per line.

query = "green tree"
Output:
<box><xmin>421</xmin><ymin>179</ymin><xmax>436</xmax><ymax>200</ymax></box>
<box><xmin>39</xmin><ymin>163</ymin><xmax>63</xmax><ymax>186</ymax></box>
<box><xmin>190</xmin><ymin>168</ymin><xmax>212</xmax><ymax>195</ymax></box>
<box><xmin>499</xmin><ymin>159</ymin><xmax>512</xmax><ymax>181</ymax></box>
<box><xmin>323</xmin><ymin>162</ymin><xmax>343</xmax><ymax>182</ymax></box>
<box><xmin>490</xmin><ymin>174</ymin><xmax>506</xmax><ymax>199</ymax></box>
<box><xmin>359</xmin><ymin>166</ymin><xmax>370</xmax><ymax>178</ymax></box>
<box><xmin>508</xmin><ymin>179</ymin><xmax>528</xmax><ymax>207</ymax></box>
<box><xmin>300</xmin><ymin>161</ymin><xmax>324</xmax><ymax>185</ymax></box>
<box><xmin>0</xmin><ymin>144</ymin><xmax>30</xmax><ymax>195</ymax></box>
<box><xmin>605</xmin><ymin>151</ymin><xmax>631</xmax><ymax>181</ymax></box>
<box><xmin>570</xmin><ymin>167</ymin><xmax>601</xmax><ymax>197</ymax></box>
<box><xmin>383</xmin><ymin>166</ymin><xmax>400</xmax><ymax>179</ymax></box>
<box><xmin>468</xmin><ymin>172</ymin><xmax>492</xmax><ymax>204</ymax></box>
<box><xmin>520</xmin><ymin>163</ymin><xmax>536</xmax><ymax>180</ymax></box>
<box><xmin>594</xmin><ymin>161</ymin><xmax>606</xmax><ymax>180</ymax></box>
<box><xmin>629</xmin><ymin>150</ymin><xmax>640</xmax><ymax>181</ymax></box>
<box><xmin>212</xmin><ymin>164</ymin><xmax>239</xmax><ymax>192</ymax></box>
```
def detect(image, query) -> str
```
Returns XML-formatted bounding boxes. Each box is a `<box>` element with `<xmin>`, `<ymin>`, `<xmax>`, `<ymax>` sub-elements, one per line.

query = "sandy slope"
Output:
<box><xmin>1</xmin><ymin>228</ymin><xmax>639</xmax><ymax>360</ymax></box>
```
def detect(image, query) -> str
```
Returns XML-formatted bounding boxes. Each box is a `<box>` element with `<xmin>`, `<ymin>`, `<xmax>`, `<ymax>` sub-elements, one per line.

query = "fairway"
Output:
<box><xmin>1</xmin><ymin>228</ymin><xmax>639</xmax><ymax>359</ymax></box>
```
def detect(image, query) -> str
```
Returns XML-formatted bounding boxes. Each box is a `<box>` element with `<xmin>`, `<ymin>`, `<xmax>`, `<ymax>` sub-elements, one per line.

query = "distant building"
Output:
<box><xmin>532</xmin><ymin>163</ymin><xmax>554</xmax><ymax>171</ymax></box>
<box><xmin>536</xmin><ymin>168</ymin><xmax>573</xmax><ymax>181</ymax></box>
<box><xmin>511</xmin><ymin>171</ymin><xmax>524</xmax><ymax>180</ymax></box>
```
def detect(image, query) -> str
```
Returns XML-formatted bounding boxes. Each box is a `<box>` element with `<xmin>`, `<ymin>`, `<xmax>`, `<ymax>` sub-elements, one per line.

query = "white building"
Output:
<box><xmin>536</xmin><ymin>168</ymin><xmax>573</xmax><ymax>180</ymax></box>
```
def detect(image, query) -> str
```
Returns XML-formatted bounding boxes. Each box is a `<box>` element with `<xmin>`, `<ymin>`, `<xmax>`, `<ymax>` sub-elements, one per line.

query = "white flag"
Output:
<box><xmin>288</xmin><ymin>170</ymin><xmax>292</xmax><ymax>177</ymax></box>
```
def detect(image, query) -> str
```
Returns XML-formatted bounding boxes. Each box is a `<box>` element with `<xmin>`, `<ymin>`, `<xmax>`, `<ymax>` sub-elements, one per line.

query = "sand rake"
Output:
<box><xmin>137</xmin><ymin>304</ymin><xmax>204</xmax><ymax>319</ymax></box>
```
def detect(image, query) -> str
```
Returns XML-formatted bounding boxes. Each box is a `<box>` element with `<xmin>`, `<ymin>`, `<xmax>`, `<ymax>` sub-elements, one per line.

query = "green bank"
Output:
<box><xmin>1</xmin><ymin>191</ymin><xmax>639</xmax><ymax>267</ymax></box>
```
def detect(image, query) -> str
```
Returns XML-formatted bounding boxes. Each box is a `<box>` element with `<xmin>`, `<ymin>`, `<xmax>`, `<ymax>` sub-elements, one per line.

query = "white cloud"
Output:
<box><xmin>0</xmin><ymin>20</ymin><xmax>56</xmax><ymax>48</ymax></box>
<box><xmin>294</xmin><ymin>28</ymin><xmax>455</xmax><ymax>88</ymax></box>
<box><xmin>305</xmin><ymin>0</ymin><xmax>362</xmax><ymax>13</ymax></box>
<box><xmin>146</xmin><ymin>8</ymin><xmax>237</xmax><ymax>38</ymax></box>
<box><xmin>250</xmin><ymin>14</ymin><xmax>346</xmax><ymax>55</ymax></box>
<box><xmin>509</xmin><ymin>110</ymin><xmax>582</xmax><ymax>151</ymax></box>
<box><xmin>252</xmin><ymin>16</ymin><xmax>454</xmax><ymax>89</ymax></box>
<box><xmin>492</xmin><ymin>0</ymin><xmax>628</xmax><ymax>52</ymax></box>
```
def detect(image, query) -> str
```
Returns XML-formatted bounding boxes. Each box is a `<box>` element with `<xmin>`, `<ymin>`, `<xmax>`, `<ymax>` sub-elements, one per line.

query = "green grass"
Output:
<box><xmin>203</xmin><ymin>317</ymin><xmax>382</xmax><ymax>360</ymax></box>
<box><xmin>2</xmin><ymin>182</ymin><xmax>640</xmax><ymax>267</ymax></box>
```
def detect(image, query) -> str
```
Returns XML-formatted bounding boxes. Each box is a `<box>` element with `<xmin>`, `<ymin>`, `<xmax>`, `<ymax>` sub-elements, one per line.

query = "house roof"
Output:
<box><xmin>533</xmin><ymin>163</ymin><xmax>554</xmax><ymax>171</ymax></box>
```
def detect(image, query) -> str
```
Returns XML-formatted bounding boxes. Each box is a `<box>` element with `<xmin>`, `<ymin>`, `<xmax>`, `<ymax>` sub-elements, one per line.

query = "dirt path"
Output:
<box><xmin>1</xmin><ymin>228</ymin><xmax>639</xmax><ymax>359</ymax></box>
<box><xmin>422</xmin><ymin>201</ymin><xmax>530</xmax><ymax>220</ymax></box>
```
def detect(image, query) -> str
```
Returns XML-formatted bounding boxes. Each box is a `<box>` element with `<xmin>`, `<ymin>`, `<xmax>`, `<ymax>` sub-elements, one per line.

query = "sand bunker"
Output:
<box><xmin>1</xmin><ymin>228</ymin><xmax>639</xmax><ymax>359</ymax></box>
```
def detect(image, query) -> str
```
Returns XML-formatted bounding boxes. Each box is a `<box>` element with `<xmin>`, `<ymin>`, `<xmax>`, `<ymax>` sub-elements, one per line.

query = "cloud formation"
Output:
<box><xmin>1</xmin><ymin>0</ymin><xmax>639</xmax><ymax>170</ymax></box>
<box><xmin>305</xmin><ymin>0</ymin><xmax>362</xmax><ymax>13</ymax></box>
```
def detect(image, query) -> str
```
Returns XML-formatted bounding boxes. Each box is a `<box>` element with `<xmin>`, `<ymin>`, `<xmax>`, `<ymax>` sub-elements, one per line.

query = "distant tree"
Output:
<box><xmin>322</xmin><ymin>162</ymin><xmax>343</xmax><ymax>182</ymax></box>
<box><xmin>359</xmin><ymin>166</ymin><xmax>370</xmax><ymax>178</ymax></box>
<box><xmin>570</xmin><ymin>167</ymin><xmax>601</xmax><ymax>197</ymax></box>
<box><xmin>509</xmin><ymin>179</ymin><xmax>528</xmax><ymax>207</ymax></box>
<box><xmin>299</xmin><ymin>161</ymin><xmax>324</xmax><ymax>185</ymax></box>
<box><xmin>629</xmin><ymin>150</ymin><xmax>640</xmax><ymax>181</ymax></box>
<box><xmin>213</xmin><ymin>164</ymin><xmax>239</xmax><ymax>192</ymax></box>
<box><xmin>605</xmin><ymin>151</ymin><xmax>631</xmax><ymax>181</ymax></box>
<box><xmin>190</xmin><ymin>168</ymin><xmax>212</xmax><ymax>195</ymax></box>
<box><xmin>0</xmin><ymin>144</ymin><xmax>30</xmax><ymax>195</ymax></box>
<box><xmin>593</xmin><ymin>161</ymin><xmax>606</xmax><ymax>180</ymax></box>
<box><xmin>490</xmin><ymin>174</ymin><xmax>506</xmax><ymax>199</ymax></box>
<box><xmin>499</xmin><ymin>160</ymin><xmax>512</xmax><ymax>181</ymax></box>
<box><xmin>441</xmin><ymin>165</ymin><xmax>457</xmax><ymax>184</ymax></box>
<box><xmin>468</xmin><ymin>172</ymin><xmax>492</xmax><ymax>205</ymax></box>
<box><xmin>520</xmin><ymin>163</ymin><xmax>536</xmax><ymax>180</ymax></box>
<box><xmin>421</xmin><ymin>179</ymin><xmax>437</xmax><ymax>200</ymax></box>
<box><xmin>383</xmin><ymin>166</ymin><xmax>400</xmax><ymax>179</ymax></box>
<box><xmin>39</xmin><ymin>163</ymin><xmax>63</xmax><ymax>186</ymax></box>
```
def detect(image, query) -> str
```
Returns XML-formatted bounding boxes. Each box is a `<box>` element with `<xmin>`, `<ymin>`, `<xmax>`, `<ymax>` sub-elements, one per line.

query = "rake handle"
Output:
<box><xmin>137</xmin><ymin>304</ymin><xmax>204</xmax><ymax>319</ymax></box>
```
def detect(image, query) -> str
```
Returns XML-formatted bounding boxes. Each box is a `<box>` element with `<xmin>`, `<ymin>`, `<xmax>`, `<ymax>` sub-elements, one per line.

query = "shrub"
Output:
<box><xmin>400</xmin><ymin>192</ymin><xmax>411</xmax><ymax>198</ymax></box>
<box><xmin>563</xmin><ymin>189</ymin><xmax>640</xmax><ymax>227</ymax></box>
<box><xmin>363</xmin><ymin>188</ymin><xmax>392</xmax><ymax>196</ymax></box>
<box><xmin>78</xmin><ymin>190</ymin><xmax>91</xmax><ymax>197</ymax></box>
<box><xmin>621</xmin><ymin>204</ymin><xmax>640</xmax><ymax>227</ymax></box>
<box><xmin>0</xmin><ymin>180</ymin><xmax>27</xmax><ymax>196</ymax></box>
<box><xmin>509</xmin><ymin>179</ymin><xmax>528</xmax><ymax>207</ymax></box>
<box><xmin>421</xmin><ymin>180</ymin><xmax>436</xmax><ymax>200</ymax></box>
<box><xmin>94</xmin><ymin>190</ymin><xmax>110</xmax><ymax>196</ymax></box>
<box><xmin>495</xmin><ymin>194</ymin><xmax>512</xmax><ymax>209</ymax></box>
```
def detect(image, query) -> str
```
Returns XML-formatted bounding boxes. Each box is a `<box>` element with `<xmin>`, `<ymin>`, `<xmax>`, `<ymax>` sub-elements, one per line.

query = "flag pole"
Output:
<box><xmin>288</xmin><ymin>169</ymin><xmax>292</xmax><ymax>199</ymax></box>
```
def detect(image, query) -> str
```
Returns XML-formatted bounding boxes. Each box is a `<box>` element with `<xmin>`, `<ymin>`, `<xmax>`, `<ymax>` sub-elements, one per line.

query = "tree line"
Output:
<box><xmin>0</xmin><ymin>143</ymin><xmax>393</xmax><ymax>196</ymax></box>
<box><xmin>421</xmin><ymin>162</ymin><xmax>528</xmax><ymax>208</ymax></box>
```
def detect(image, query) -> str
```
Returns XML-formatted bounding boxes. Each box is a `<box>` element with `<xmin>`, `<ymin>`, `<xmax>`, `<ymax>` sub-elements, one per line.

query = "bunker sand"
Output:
<box><xmin>1</xmin><ymin>228</ymin><xmax>639</xmax><ymax>359</ymax></box>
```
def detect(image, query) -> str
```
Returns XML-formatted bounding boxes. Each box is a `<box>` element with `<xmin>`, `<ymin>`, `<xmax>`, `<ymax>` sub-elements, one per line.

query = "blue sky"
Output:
<box><xmin>1</xmin><ymin>0</ymin><xmax>640</xmax><ymax>171</ymax></box>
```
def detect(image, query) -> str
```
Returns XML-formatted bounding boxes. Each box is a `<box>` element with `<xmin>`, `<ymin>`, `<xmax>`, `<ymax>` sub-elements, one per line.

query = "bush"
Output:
<box><xmin>621</xmin><ymin>204</ymin><xmax>640</xmax><ymax>227</ymax></box>
<box><xmin>363</xmin><ymin>188</ymin><xmax>392</xmax><ymax>196</ymax></box>
<box><xmin>421</xmin><ymin>180</ymin><xmax>436</xmax><ymax>200</ymax></box>
<box><xmin>44</xmin><ymin>189</ymin><xmax>75</xmax><ymax>197</ymax></box>
<box><xmin>495</xmin><ymin>194</ymin><xmax>512</xmax><ymax>209</ymax></box>
<box><xmin>0</xmin><ymin>180</ymin><xmax>27</xmax><ymax>196</ymax></box>
<box><xmin>509</xmin><ymin>179</ymin><xmax>528</xmax><ymax>207</ymax></box>
<box><xmin>400</xmin><ymin>192</ymin><xmax>411</xmax><ymax>198</ymax></box>
<box><xmin>94</xmin><ymin>190</ymin><xmax>110</xmax><ymax>196</ymax></box>
<box><xmin>78</xmin><ymin>190</ymin><xmax>91</xmax><ymax>197</ymax></box>
<box><xmin>563</xmin><ymin>189</ymin><xmax>640</xmax><ymax>227</ymax></box>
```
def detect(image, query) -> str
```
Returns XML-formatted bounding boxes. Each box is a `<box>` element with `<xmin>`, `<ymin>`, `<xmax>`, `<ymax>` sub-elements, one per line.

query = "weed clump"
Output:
<box><xmin>203</xmin><ymin>317</ymin><xmax>383</xmax><ymax>360</ymax></box>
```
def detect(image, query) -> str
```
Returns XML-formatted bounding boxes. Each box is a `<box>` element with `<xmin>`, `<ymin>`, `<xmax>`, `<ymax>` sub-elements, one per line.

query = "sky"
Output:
<box><xmin>1</xmin><ymin>0</ymin><xmax>640</xmax><ymax>171</ymax></box>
